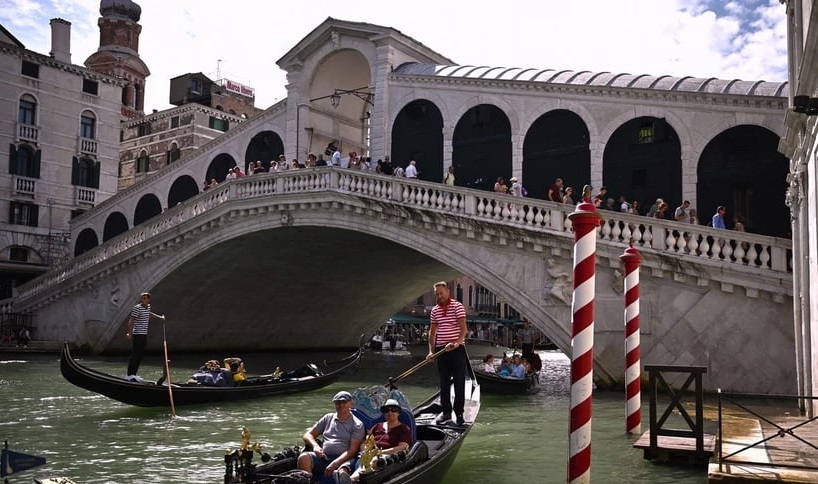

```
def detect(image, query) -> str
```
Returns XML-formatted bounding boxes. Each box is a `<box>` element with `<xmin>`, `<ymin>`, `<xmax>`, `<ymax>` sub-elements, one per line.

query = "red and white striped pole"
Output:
<box><xmin>620</xmin><ymin>244</ymin><xmax>642</xmax><ymax>435</ymax></box>
<box><xmin>567</xmin><ymin>199</ymin><xmax>602</xmax><ymax>484</ymax></box>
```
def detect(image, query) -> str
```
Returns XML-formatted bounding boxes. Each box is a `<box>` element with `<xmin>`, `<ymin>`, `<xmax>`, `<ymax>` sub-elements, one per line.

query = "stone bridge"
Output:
<box><xmin>6</xmin><ymin>169</ymin><xmax>794</xmax><ymax>394</ymax></box>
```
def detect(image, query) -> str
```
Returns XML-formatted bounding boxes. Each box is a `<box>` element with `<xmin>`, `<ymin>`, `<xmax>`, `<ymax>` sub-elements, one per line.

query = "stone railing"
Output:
<box><xmin>16</xmin><ymin>122</ymin><xmax>38</xmax><ymax>143</ymax></box>
<box><xmin>11</xmin><ymin>168</ymin><xmax>793</xmax><ymax>304</ymax></box>
<box><xmin>12</xmin><ymin>175</ymin><xmax>36</xmax><ymax>196</ymax></box>
<box><xmin>75</xmin><ymin>186</ymin><xmax>96</xmax><ymax>205</ymax></box>
<box><xmin>78</xmin><ymin>136</ymin><xmax>98</xmax><ymax>156</ymax></box>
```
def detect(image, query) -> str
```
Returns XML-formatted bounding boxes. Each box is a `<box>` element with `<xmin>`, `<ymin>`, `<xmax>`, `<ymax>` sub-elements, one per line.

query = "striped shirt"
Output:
<box><xmin>430</xmin><ymin>299</ymin><xmax>466</xmax><ymax>347</ymax></box>
<box><xmin>130</xmin><ymin>303</ymin><xmax>151</xmax><ymax>335</ymax></box>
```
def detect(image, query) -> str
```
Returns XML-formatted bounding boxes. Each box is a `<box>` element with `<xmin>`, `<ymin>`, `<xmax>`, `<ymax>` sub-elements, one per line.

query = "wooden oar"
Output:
<box><xmin>388</xmin><ymin>346</ymin><xmax>448</xmax><ymax>388</ymax></box>
<box><xmin>161</xmin><ymin>320</ymin><xmax>176</xmax><ymax>417</ymax></box>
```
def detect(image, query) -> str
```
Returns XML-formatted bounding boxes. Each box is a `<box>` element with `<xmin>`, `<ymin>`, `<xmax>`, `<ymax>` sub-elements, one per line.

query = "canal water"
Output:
<box><xmin>0</xmin><ymin>349</ymin><xmax>706</xmax><ymax>483</ymax></box>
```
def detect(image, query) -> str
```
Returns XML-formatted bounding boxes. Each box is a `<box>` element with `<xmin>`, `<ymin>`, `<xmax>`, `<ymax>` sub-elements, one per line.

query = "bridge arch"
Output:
<box><xmin>390</xmin><ymin>99</ymin><xmax>444</xmax><ymax>182</ymax></box>
<box><xmin>133</xmin><ymin>193</ymin><xmax>162</xmax><ymax>226</ymax></box>
<box><xmin>603</xmin><ymin>116</ymin><xmax>683</xmax><ymax>212</ymax></box>
<box><xmin>697</xmin><ymin>124</ymin><xmax>789</xmax><ymax>236</ymax></box>
<box><xmin>168</xmin><ymin>175</ymin><xmax>200</xmax><ymax>208</ymax></box>
<box><xmin>244</xmin><ymin>130</ymin><xmax>284</xmax><ymax>172</ymax></box>
<box><xmin>102</xmin><ymin>212</ymin><xmax>129</xmax><ymax>242</ymax></box>
<box><xmin>206</xmin><ymin>153</ymin><xmax>237</xmax><ymax>184</ymax></box>
<box><xmin>452</xmin><ymin>104</ymin><xmax>512</xmax><ymax>191</ymax></box>
<box><xmin>523</xmin><ymin>109</ymin><xmax>591</xmax><ymax>200</ymax></box>
<box><xmin>74</xmin><ymin>227</ymin><xmax>99</xmax><ymax>256</ymax></box>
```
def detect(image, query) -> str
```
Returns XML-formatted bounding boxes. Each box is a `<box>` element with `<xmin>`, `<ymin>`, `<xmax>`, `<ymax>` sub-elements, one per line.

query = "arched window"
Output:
<box><xmin>166</xmin><ymin>142</ymin><xmax>181</xmax><ymax>164</ymax></box>
<box><xmin>80</xmin><ymin>110</ymin><xmax>96</xmax><ymax>139</ymax></box>
<box><xmin>72</xmin><ymin>156</ymin><xmax>99</xmax><ymax>188</ymax></box>
<box><xmin>10</xmin><ymin>144</ymin><xmax>38</xmax><ymax>177</ymax></box>
<box><xmin>18</xmin><ymin>94</ymin><xmax>36</xmax><ymax>125</ymax></box>
<box><xmin>137</xmin><ymin>150</ymin><xmax>150</xmax><ymax>173</ymax></box>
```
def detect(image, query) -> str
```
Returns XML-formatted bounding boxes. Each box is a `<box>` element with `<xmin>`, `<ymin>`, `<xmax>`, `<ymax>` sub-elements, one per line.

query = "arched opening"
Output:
<box><xmin>74</xmin><ymin>228</ymin><xmax>99</xmax><ymax>256</ymax></box>
<box><xmin>307</xmin><ymin>49</ymin><xmax>372</xmax><ymax>159</ymax></box>
<box><xmin>602</xmin><ymin>117</ymin><xmax>681</xmax><ymax>214</ymax></box>
<box><xmin>206</xmin><ymin>153</ymin><xmax>237</xmax><ymax>183</ymax></box>
<box><xmin>523</xmin><ymin>110</ymin><xmax>590</xmax><ymax>200</ymax></box>
<box><xmin>18</xmin><ymin>94</ymin><xmax>37</xmax><ymax>126</ymax></box>
<box><xmin>391</xmin><ymin>99</ymin><xmax>444</xmax><ymax>182</ymax></box>
<box><xmin>168</xmin><ymin>175</ymin><xmax>200</xmax><ymax>207</ymax></box>
<box><xmin>133</xmin><ymin>193</ymin><xmax>162</xmax><ymax>226</ymax></box>
<box><xmin>697</xmin><ymin>125</ymin><xmax>789</xmax><ymax>236</ymax></box>
<box><xmin>452</xmin><ymin>104</ymin><xmax>512</xmax><ymax>191</ymax></box>
<box><xmin>103</xmin><ymin>212</ymin><xmax>129</xmax><ymax>242</ymax></box>
<box><xmin>244</xmin><ymin>131</ymin><xmax>284</xmax><ymax>172</ymax></box>
<box><xmin>80</xmin><ymin>110</ymin><xmax>96</xmax><ymax>139</ymax></box>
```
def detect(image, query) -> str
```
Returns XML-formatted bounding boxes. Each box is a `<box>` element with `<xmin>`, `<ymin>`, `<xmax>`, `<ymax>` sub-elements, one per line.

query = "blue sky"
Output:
<box><xmin>0</xmin><ymin>0</ymin><xmax>788</xmax><ymax>112</ymax></box>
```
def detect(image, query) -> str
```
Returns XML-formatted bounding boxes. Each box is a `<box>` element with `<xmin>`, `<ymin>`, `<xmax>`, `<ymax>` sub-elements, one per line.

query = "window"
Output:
<box><xmin>72</xmin><ymin>157</ymin><xmax>99</xmax><ymax>188</ymax></box>
<box><xmin>208</xmin><ymin>116</ymin><xmax>228</xmax><ymax>132</ymax></box>
<box><xmin>170</xmin><ymin>116</ymin><xmax>179</xmax><ymax>129</ymax></box>
<box><xmin>21</xmin><ymin>60</ymin><xmax>39</xmax><ymax>78</ymax></box>
<box><xmin>190</xmin><ymin>78</ymin><xmax>202</xmax><ymax>94</ymax></box>
<box><xmin>70</xmin><ymin>209</ymin><xmax>86</xmax><ymax>219</ymax></box>
<box><xmin>9</xmin><ymin>145</ymin><xmax>39</xmax><ymax>178</ymax></box>
<box><xmin>137</xmin><ymin>123</ymin><xmax>151</xmax><ymax>137</ymax></box>
<box><xmin>166</xmin><ymin>143</ymin><xmax>181</xmax><ymax>164</ymax></box>
<box><xmin>637</xmin><ymin>121</ymin><xmax>654</xmax><ymax>143</ymax></box>
<box><xmin>18</xmin><ymin>95</ymin><xmax>36</xmax><ymax>125</ymax></box>
<box><xmin>80</xmin><ymin>111</ymin><xmax>96</xmax><ymax>139</ymax></box>
<box><xmin>82</xmin><ymin>79</ymin><xmax>99</xmax><ymax>95</ymax></box>
<box><xmin>9</xmin><ymin>201</ymin><xmax>38</xmax><ymax>227</ymax></box>
<box><xmin>136</xmin><ymin>151</ymin><xmax>150</xmax><ymax>173</ymax></box>
<box><xmin>9</xmin><ymin>247</ymin><xmax>29</xmax><ymax>262</ymax></box>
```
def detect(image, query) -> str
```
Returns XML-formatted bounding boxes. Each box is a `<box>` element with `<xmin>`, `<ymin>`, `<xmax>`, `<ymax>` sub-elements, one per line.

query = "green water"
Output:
<box><xmin>0</xmin><ymin>350</ymin><xmax>705</xmax><ymax>483</ymax></box>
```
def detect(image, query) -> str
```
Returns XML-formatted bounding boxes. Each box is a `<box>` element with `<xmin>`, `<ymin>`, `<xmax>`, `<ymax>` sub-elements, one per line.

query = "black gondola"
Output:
<box><xmin>224</xmin><ymin>378</ymin><xmax>481</xmax><ymax>484</ymax></box>
<box><xmin>60</xmin><ymin>341</ymin><xmax>364</xmax><ymax>407</ymax></box>
<box><xmin>472</xmin><ymin>367</ymin><xmax>539</xmax><ymax>394</ymax></box>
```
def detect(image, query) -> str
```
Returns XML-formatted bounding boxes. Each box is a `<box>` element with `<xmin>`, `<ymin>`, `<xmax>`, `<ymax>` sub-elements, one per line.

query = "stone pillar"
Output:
<box><xmin>284</xmin><ymin>65</ymin><xmax>304</xmax><ymax>161</ymax></box>
<box><xmin>442</xmin><ymin>126</ymin><xmax>454</xmax><ymax>173</ymax></box>
<box><xmin>369</xmin><ymin>43</ymin><xmax>394</xmax><ymax>162</ymax></box>
<box><xmin>511</xmin><ymin>133</ymin><xmax>524</xmax><ymax>182</ymax></box>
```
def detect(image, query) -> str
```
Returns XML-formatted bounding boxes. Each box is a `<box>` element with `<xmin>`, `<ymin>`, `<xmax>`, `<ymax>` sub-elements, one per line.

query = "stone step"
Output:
<box><xmin>0</xmin><ymin>340</ymin><xmax>75</xmax><ymax>354</ymax></box>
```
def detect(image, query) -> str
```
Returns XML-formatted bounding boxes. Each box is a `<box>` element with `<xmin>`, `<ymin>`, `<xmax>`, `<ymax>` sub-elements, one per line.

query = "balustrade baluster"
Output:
<box><xmin>676</xmin><ymin>233</ymin><xmax>687</xmax><ymax>252</ymax></box>
<box><xmin>721</xmin><ymin>239</ymin><xmax>733</xmax><ymax>261</ymax></box>
<box><xmin>600</xmin><ymin>220</ymin><xmax>612</xmax><ymax>239</ymax></box>
<box><xmin>665</xmin><ymin>231</ymin><xmax>677</xmax><ymax>252</ymax></box>
<box><xmin>733</xmin><ymin>242</ymin><xmax>746</xmax><ymax>264</ymax></box>
<box><xmin>686</xmin><ymin>233</ymin><xmax>699</xmax><ymax>255</ymax></box>
<box><xmin>612</xmin><ymin>220</ymin><xmax>622</xmax><ymax>241</ymax></box>
<box><xmin>476</xmin><ymin>198</ymin><xmax>486</xmax><ymax>218</ymax></box>
<box><xmin>758</xmin><ymin>245</ymin><xmax>770</xmax><ymax>268</ymax></box>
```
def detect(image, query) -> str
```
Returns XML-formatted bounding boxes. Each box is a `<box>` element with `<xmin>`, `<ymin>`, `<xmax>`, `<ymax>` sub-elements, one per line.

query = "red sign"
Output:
<box><xmin>224</xmin><ymin>79</ymin><xmax>255</xmax><ymax>98</ymax></box>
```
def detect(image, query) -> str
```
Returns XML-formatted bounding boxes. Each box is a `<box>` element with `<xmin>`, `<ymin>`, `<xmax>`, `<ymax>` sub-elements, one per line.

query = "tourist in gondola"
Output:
<box><xmin>297</xmin><ymin>390</ymin><xmax>365</xmax><ymax>484</ymax></box>
<box><xmin>509</xmin><ymin>355</ymin><xmax>527</xmax><ymax>379</ymax></box>
<box><xmin>498</xmin><ymin>355</ymin><xmax>512</xmax><ymax>377</ymax></box>
<box><xmin>481</xmin><ymin>354</ymin><xmax>496</xmax><ymax>373</ymax></box>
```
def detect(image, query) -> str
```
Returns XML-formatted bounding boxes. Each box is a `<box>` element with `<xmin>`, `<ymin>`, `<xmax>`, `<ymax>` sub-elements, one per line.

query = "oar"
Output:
<box><xmin>161</xmin><ymin>320</ymin><xmax>176</xmax><ymax>417</ymax></box>
<box><xmin>387</xmin><ymin>346</ymin><xmax>448</xmax><ymax>389</ymax></box>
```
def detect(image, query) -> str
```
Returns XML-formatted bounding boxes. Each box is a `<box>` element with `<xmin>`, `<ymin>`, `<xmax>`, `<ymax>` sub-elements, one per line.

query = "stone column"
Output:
<box><xmin>369</xmin><ymin>43</ymin><xmax>394</xmax><ymax>162</ymax></box>
<box><xmin>283</xmin><ymin>64</ymin><xmax>304</xmax><ymax>161</ymax></box>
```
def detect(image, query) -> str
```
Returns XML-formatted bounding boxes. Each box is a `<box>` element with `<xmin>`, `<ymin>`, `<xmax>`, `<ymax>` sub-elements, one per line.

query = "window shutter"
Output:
<box><xmin>93</xmin><ymin>161</ymin><xmax>101</xmax><ymax>189</ymax></box>
<box><xmin>71</xmin><ymin>156</ymin><xmax>80</xmax><ymax>186</ymax></box>
<box><xmin>32</xmin><ymin>149</ymin><xmax>41</xmax><ymax>178</ymax></box>
<box><xmin>8</xmin><ymin>202</ymin><xmax>14</xmax><ymax>223</ymax></box>
<box><xmin>30</xmin><ymin>203</ymin><xmax>39</xmax><ymax>227</ymax></box>
<box><xmin>9</xmin><ymin>144</ymin><xmax>17</xmax><ymax>175</ymax></box>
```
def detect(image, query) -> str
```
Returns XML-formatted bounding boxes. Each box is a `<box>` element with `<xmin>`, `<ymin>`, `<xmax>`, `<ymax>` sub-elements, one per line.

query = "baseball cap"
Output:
<box><xmin>332</xmin><ymin>391</ymin><xmax>352</xmax><ymax>402</ymax></box>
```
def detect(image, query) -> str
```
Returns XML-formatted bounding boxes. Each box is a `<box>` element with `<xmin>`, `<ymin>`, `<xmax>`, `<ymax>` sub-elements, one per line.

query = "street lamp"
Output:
<box><xmin>296</xmin><ymin>87</ymin><xmax>375</xmax><ymax>158</ymax></box>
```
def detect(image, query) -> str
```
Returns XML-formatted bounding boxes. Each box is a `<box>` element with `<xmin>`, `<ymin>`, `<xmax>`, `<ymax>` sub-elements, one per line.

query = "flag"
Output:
<box><xmin>1</xmin><ymin>446</ymin><xmax>47</xmax><ymax>477</ymax></box>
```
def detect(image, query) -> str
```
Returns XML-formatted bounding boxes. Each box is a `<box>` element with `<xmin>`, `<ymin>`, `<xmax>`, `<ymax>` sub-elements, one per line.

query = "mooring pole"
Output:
<box><xmin>620</xmin><ymin>243</ymin><xmax>642</xmax><ymax>435</ymax></box>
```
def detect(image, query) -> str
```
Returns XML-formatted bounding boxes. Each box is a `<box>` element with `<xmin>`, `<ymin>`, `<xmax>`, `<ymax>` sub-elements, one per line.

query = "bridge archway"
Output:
<box><xmin>390</xmin><ymin>99</ymin><xmax>444</xmax><ymax>182</ymax></box>
<box><xmin>603</xmin><ymin>116</ymin><xmax>682</xmax><ymax>213</ymax></box>
<box><xmin>102</xmin><ymin>212</ymin><xmax>129</xmax><ymax>242</ymax></box>
<box><xmin>697</xmin><ymin>125</ymin><xmax>789</xmax><ymax>236</ymax></box>
<box><xmin>206</xmin><ymin>154</ymin><xmax>237</xmax><ymax>183</ymax></box>
<box><xmin>245</xmin><ymin>131</ymin><xmax>284</xmax><ymax>172</ymax></box>
<box><xmin>168</xmin><ymin>175</ymin><xmax>200</xmax><ymax>208</ymax></box>
<box><xmin>452</xmin><ymin>104</ymin><xmax>512</xmax><ymax>191</ymax></box>
<box><xmin>74</xmin><ymin>228</ymin><xmax>99</xmax><ymax>256</ymax></box>
<box><xmin>523</xmin><ymin>109</ymin><xmax>591</xmax><ymax>200</ymax></box>
<box><xmin>133</xmin><ymin>193</ymin><xmax>162</xmax><ymax>226</ymax></box>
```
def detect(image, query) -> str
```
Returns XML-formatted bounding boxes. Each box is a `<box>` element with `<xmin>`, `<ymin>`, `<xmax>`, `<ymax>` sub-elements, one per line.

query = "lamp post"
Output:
<box><xmin>295</xmin><ymin>87</ymin><xmax>374</xmax><ymax>159</ymax></box>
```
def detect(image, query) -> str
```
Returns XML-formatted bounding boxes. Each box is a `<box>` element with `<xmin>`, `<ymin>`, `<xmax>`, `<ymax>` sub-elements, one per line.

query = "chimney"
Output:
<box><xmin>49</xmin><ymin>18</ymin><xmax>71</xmax><ymax>64</ymax></box>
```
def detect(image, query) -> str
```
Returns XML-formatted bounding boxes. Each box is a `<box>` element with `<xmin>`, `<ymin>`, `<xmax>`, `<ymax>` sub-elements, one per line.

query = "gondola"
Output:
<box><xmin>472</xmin><ymin>366</ymin><xmax>539</xmax><ymax>394</ymax></box>
<box><xmin>224</xmin><ymin>376</ymin><xmax>481</xmax><ymax>484</ymax></box>
<box><xmin>60</xmin><ymin>340</ymin><xmax>364</xmax><ymax>407</ymax></box>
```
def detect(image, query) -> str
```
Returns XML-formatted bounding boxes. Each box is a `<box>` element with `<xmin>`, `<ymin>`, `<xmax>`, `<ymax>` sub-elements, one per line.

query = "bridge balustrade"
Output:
<box><xmin>3</xmin><ymin>168</ymin><xmax>792</xmax><ymax>312</ymax></box>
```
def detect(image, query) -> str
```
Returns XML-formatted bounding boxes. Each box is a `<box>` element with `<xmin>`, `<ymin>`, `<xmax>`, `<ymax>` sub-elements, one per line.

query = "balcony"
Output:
<box><xmin>77</xmin><ymin>137</ymin><xmax>98</xmax><ymax>156</ymax></box>
<box><xmin>16</xmin><ymin>123</ymin><xmax>39</xmax><ymax>144</ymax></box>
<box><xmin>11</xmin><ymin>175</ymin><xmax>36</xmax><ymax>196</ymax></box>
<box><xmin>75</xmin><ymin>186</ymin><xmax>96</xmax><ymax>206</ymax></box>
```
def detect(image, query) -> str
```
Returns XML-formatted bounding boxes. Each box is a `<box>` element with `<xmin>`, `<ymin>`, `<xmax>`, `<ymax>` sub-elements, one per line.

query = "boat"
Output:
<box><xmin>463</xmin><ymin>338</ymin><xmax>512</xmax><ymax>360</ymax></box>
<box><xmin>60</xmin><ymin>339</ymin><xmax>364</xmax><ymax>407</ymax></box>
<box><xmin>472</xmin><ymin>366</ymin><xmax>539</xmax><ymax>394</ymax></box>
<box><xmin>369</xmin><ymin>333</ymin><xmax>406</xmax><ymax>351</ymax></box>
<box><xmin>224</xmin><ymin>374</ymin><xmax>481</xmax><ymax>483</ymax></box>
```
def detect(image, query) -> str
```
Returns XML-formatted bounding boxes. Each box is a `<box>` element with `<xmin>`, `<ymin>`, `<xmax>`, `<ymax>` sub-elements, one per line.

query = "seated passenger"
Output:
<box><xmin>509</xmin><ymin>355</ymin><xmax>526</xmax><ymax>379</ymax></box>
<box><xmin>298</xmin><ymin>391</ymin><xmax>364</xmax><ymax>484</ymax></box>
<box><xmin>223</xmin><ymin>357</ymin><xmax>246</xmax><ymax>384</ymax></box>
<box><xmin>498</xmin><ymin>355</ymin><xmax>512</xmax><ymax>377</ymax></box>
<box><xmin>338</xmin><ymin>399</ymin><xmax>411</xmax><ymax>484</ymax></box>
<box><xmin>481</xmin><ymin>354</ymin><xmax>496</xmax><ymax>373</ymax></box>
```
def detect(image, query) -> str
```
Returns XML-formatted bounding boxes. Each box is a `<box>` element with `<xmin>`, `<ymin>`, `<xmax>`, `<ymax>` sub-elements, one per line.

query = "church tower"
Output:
<box><xmin>84</xmin><ymin>0</ymin><xmax>150</xmax><ymax>119</ymax></box>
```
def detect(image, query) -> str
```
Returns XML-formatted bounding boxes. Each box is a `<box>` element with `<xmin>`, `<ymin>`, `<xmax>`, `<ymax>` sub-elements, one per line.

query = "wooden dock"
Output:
<box><xmin>634</xmin><ymin>431</ymin><xmax>716</xmax><ymax>466</ymax></box>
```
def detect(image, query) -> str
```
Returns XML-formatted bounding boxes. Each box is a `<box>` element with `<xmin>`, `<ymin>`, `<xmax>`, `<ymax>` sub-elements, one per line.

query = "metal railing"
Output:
<box><xmin>0</xmin><ymin>313</ymin><xmax>34</xmax><ymax>343</ymax></box>
<box><xmin>717</xmin><ymin>390</ymin><xmax>818</xmax><ymax>472</ymax></box>
<box><xmin>645</xmin><ymin>364</ymin><xmax>708</xmax><ymax>453</ymax></box>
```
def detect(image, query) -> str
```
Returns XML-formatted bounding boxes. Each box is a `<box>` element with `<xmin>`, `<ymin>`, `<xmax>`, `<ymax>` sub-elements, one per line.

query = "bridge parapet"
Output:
<box><xmin>9</xmin><ymin>167</ymin><xmax>792</xmax><ymax>311</ymax></box>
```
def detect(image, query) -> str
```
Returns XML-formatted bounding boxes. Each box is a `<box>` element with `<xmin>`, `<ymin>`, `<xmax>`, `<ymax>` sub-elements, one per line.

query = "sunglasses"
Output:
<box><xmin>382</xmin><ymin>406</ymin><xmax>400</xmax><ymax>413</ymax></box>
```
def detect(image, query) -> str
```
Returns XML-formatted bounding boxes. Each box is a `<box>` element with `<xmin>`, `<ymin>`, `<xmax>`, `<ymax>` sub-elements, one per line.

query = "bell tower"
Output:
<box><xmin>84</xmin><ymin>0</ymin><xmax>150</xmax><ymax>119</ymax></box>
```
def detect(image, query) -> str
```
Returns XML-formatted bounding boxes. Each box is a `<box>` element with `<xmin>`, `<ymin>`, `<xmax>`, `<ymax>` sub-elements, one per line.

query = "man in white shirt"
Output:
<box><xmin>330</xmin><ymin>149</ymin><xmax>341</xmax><ymax>167</ymax></box>
<box><xmin>405</xmin><ymin>160</ymin><xmax>418</xmax><ymax>179</ymax></box>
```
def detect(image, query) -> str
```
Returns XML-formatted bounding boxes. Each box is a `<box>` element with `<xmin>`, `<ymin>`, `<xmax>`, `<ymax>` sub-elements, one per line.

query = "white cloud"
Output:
<box><xmin>0</xmin><ymin>0</ymin><xmax>789</xmax><ymax>112</ymax></box>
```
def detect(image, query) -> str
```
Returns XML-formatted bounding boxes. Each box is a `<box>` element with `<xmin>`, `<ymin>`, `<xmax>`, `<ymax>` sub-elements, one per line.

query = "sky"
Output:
<box><xmin>0</xmin><ymin>0</ymin><xmax>789</xmax><ymax>113</ymax></box>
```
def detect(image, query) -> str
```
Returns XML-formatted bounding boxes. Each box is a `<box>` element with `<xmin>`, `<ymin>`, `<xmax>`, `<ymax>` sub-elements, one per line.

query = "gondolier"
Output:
<box><xmin>125</xmin><ymin>292</ymin><xmax>165</xmax><ymax>382</ymax></box>
<box><xmin>515</xmin><ymin>321</ymin><xmax>538</xmax><ymax>360</ymax></box>
<box><xmin>426</xmin><ymin>281</ymin><xmax>468</xmax><ymax>426</ymax></box>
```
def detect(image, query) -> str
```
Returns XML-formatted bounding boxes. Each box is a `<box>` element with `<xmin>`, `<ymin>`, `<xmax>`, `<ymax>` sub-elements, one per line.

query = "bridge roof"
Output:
<box><xmin>393</xmin><ymin>63</ymin><xmax>789</xmax><ymax>98</ymax></box>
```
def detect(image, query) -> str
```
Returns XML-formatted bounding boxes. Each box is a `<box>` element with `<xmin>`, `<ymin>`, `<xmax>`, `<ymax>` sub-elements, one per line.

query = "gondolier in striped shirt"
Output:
<box><xmin>426</xmin><ymin>281</ymin><xmax>468</xmax><ymax>426</ymax></box>
<box><xmin>125</xmin><ymin>292</ymin><xmax>165</xmax><ymax>381</ymax></box>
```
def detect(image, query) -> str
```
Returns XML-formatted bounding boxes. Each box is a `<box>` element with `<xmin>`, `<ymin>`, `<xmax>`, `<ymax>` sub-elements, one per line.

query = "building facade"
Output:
<box><xmin>0</xmin><ymin>20</ymin><xmax>123</xmax><ymax>300</ymax></box>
